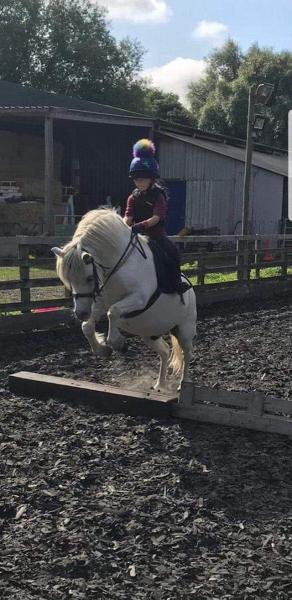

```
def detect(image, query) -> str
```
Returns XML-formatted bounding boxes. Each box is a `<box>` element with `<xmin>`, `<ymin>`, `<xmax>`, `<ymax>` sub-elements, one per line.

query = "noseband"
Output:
<box><xmin>72</xmin><ymin>258</ymin><xmax>101</xmax><ymax>302</ymax></box>
<box><xmin>72</xmin><ymin>231</ymin><xmax>146</xmax><ymax>302</ymax></box>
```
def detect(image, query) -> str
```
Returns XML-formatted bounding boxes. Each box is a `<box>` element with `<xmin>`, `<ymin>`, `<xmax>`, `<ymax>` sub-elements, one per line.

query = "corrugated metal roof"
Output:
<box><xmin>0</xmin><ymin>80</ymin><xmax>151</xmax><ymax>119</ymax></box>
<box><xmin>161</xmin><ymin>131</ymin><xmax>288</xmax><ymax>177</ymax></box>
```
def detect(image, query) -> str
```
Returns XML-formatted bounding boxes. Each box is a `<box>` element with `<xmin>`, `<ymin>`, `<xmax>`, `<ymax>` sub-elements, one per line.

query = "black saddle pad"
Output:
<box><xmin>148</xmin><ymin>239</ymin><xmax>177</xmax><ymax>294</ymax></box>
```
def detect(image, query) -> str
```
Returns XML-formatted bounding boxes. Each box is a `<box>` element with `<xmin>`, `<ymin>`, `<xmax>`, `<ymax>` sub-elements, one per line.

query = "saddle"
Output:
<box><xmin>124</xmin><ymin>238</ymin><xmax>191</xmax><ymax>319</ymax></box>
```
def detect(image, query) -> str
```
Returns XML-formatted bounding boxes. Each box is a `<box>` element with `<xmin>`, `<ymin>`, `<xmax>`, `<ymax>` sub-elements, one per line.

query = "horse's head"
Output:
<box><xmin>52</xmin><ymin>208</ymin><xmax>130</xmax><ymax>321</ymax></box>
<box><xmin>52</xmin><ymin>245</ymin><xmax>98</xmax><ymax>321</ymax></box>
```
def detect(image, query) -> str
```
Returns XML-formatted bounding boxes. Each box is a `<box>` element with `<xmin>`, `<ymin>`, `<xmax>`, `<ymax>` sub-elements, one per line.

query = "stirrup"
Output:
<box><xmin>178</xmin><ymin>281</ymin><xmax>191</xmax><ymax>294</ymax></box>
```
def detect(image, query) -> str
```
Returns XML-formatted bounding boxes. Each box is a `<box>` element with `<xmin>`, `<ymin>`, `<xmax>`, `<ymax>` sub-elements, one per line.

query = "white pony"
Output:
<box><xmin>52</xmin><ymin>209</ymin><xmax>197</xmax><ymax>390</ymax></box>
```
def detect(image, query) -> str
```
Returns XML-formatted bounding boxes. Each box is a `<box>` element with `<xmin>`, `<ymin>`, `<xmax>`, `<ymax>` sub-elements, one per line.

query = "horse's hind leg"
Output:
<box><xmin>142</xmin><ymin>336</ymin><xmax>170</xmax><ymax>391</ymax></box>
<box><xmin>174</xmin><ymin>321</ymin><xmax>196</xmax><ymax>389</ymax></box>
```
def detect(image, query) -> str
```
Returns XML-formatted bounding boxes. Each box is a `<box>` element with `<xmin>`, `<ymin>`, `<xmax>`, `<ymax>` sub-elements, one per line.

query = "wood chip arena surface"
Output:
<box><xmin>0</xmin><ymin>297</ymin><xmax>292</xmax><ymax>599</ymax></box>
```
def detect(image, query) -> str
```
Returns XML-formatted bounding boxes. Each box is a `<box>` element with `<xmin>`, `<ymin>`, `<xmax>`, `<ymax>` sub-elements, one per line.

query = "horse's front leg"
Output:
<box><xmin>107</xmin><ymin>293</ymin><xmax>146</xmax><ymax>351</ymax></box>
<box><xmin>82</xmin><ymin>301</ymin><xmax>112</xmax><ymax>357</ymax></box>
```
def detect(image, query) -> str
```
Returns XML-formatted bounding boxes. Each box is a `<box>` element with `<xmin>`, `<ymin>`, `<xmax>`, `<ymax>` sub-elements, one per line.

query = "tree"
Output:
<box><xmin>188</xmin><ymin>40</ymin><xmax>242</xmax><ymax>123</ymax></box>
<box><xmin>144</xmin><ymin>87</ymin><xmax>196</xmax><ymax>127</ymax></box>
<box><xmin>0</xmin><ymin>0</ymin><xmax>43</xmax><ymax>83</ymax></box>
<box><xmin>0</xmin><ymin>0</ymin><xmax>146</xmax><ymax>110</ymax></box>
<box><xmin>187</xmin><ymin>40</ymin><xmax>292</xmax><ymax>147</ymax></box>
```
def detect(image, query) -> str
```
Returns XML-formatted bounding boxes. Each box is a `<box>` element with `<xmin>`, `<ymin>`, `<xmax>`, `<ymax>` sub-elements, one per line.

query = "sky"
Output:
<box><xmin>98</xmin><ymin>0</ymin><xmax>292</xmax><ymax>105</ymax></box>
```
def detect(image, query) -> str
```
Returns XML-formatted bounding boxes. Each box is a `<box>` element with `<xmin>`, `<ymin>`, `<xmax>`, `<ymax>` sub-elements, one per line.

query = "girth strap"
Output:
<box><xmin>123</xmin><ymin>288</ymin><xmax>161</xmax><ymax>319</ymax></box>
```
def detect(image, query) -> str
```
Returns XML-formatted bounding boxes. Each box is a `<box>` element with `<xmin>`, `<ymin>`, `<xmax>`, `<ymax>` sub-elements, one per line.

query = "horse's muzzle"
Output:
<box><xmin>75</xmin><ymin>308</ymin><xmax>91</xmax><ymax>322</ymax></box>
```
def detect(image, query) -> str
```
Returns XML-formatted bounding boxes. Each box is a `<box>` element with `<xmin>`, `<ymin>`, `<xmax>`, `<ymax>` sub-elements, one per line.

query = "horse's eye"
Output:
<box><xmin>87</xmin><ymin>276</ymin><xmax>94</xmax><ymax>283</ymax></box>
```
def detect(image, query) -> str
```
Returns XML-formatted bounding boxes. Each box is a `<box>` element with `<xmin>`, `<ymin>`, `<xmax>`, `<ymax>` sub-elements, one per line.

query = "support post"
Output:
<box><xmin>44</xmin><ymin>115</ymin><xmax>54</xmax><ymax>235</ymax></box>
<box><xmin>19</xmin><ymin>244</ymin><xmax>31</xmax><ymax>313</ymax></box>
<box><xmin>254</xmin><ymin>237</ymin><xmax>260</xmax><ymax>279</ymax></box>
<box><xmin>241</xmin><ymin>86</ymin><xmax>255</xmax><ymax>236</ymax></box>
<box><xmin>197</xmin><ymin>250</ymin><xmax>206</xmax><ymax>286</ymax></box>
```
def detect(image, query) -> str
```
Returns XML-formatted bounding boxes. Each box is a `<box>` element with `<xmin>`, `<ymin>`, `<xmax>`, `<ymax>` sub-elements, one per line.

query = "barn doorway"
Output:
<box><xmin>164</xmin><ymin>179</ymin><xmax>186</xmax><ymax>235</ymax></box>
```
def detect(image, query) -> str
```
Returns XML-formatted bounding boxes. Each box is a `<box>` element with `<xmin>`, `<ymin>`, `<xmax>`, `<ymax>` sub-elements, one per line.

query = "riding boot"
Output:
<box><xmin>174</xmin><ymin>269</ymin><xmax>191</xmax><ymax>300</ymax></box>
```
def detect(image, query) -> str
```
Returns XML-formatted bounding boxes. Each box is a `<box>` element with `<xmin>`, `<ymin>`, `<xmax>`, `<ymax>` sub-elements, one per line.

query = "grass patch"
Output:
<box><xmin>0</xmin><ymin>264</ymin><xmax>56</xmax><ymax>282</ymax></box>
<box><xmin>181</xmin><ymin>263</ymin><xmax>292</xmax><ymax>285</ymax></box>
<box><xmin>181</xmin><ymin>261</ymin><xmax>198</xmax><ymax>271</ymax></box>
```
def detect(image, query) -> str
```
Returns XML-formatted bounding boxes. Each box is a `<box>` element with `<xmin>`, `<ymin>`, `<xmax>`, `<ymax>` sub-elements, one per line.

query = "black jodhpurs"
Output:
<box><xmin>155</xmin><ymin>236</ymin><xmax>182</xmax><ymax>290</ymax></box>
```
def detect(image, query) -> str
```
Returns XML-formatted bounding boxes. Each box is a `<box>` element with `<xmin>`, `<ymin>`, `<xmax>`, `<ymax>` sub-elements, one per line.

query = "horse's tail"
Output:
<box><xmin>169</xmin><ymin>334</ymin><xmax>184</xmax><ymax>375</ymax></box>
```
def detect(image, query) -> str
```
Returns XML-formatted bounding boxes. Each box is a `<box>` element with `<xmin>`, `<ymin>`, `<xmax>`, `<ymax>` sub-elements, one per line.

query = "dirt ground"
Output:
<box><xmin>0</xmin><ymin>296</ymin><xmax>292</xmax><ymax>599</ymax></box>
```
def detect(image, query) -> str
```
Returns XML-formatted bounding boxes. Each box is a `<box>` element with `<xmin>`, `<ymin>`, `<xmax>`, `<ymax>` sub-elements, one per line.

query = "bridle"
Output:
<box><xmin>72</xmin><ymin>231</ymin><xmax>147</xmax><ymax>302</ymax></box>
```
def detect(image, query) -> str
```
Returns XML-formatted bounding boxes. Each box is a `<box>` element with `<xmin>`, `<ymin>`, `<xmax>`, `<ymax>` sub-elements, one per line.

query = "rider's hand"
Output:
<box><xmin>132</xmin><ymin>223</ymin><xmax>145</xmax><ymax>235</ymax></box>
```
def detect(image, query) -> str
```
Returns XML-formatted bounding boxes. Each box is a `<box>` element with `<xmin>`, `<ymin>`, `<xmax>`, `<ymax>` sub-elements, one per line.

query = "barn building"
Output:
<box><xmin>0</xmin><ymin>80</ymin><xmax>152</xmax><ymax>235</ymax></box>
<box><xmin>0</xmin><ymin>80</ymin><xmax>289</xmax><ymax>238</ymax></box>
<box><xmin>158</xmin><ymin>128</ymin><xmax>288</xmax><ymax>235</ymax></box>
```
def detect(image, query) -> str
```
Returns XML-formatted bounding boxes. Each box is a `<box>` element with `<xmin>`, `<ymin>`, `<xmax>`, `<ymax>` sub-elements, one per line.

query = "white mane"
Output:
<box><xmin>55</xmin><ymin>208</ymin><xmax>129</xmax><ymax>289</ymax></box>
<box><xmin>73</xmin><ymin>208</ymin><xmax>128</xmax><ymax>251</ymax></box>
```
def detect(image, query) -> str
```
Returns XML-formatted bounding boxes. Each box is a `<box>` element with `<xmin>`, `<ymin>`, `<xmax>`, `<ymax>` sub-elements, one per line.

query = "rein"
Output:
<box><xmin>72</xmin><ymin>231</ymin><xmax>147</xmax><ymax>302</ymax></box>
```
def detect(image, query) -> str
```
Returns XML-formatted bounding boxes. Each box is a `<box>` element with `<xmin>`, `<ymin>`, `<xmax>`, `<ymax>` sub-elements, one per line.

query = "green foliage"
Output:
<box><xmin>0</xmin><ymin>0</ymin><xmax>43</xmax><ymax>82</ymax></box>
<box><xmin>143</xmin><ymin>87</ymin><xmax>196</xmax><ymax>126</ymax></box>
<box><xmin>187</xmin><ymin>40</ymin><xmax>292</xmax><ymax>147</ymax></box>
<box><xmin>0</xmin><ymin>0</ymin><xmax>146</xmax><ymax>110</ymax></box>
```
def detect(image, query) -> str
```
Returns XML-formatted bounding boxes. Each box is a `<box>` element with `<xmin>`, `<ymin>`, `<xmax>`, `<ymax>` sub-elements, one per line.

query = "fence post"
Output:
<box><xmin>237</xmin><ymin>239</ymin><xmax>243</xmax><ymax>282</ymax></box>
<box><xmin>254</xmin><ymin>238</ymin><xmax>260</xmax><ymax>279</ymax></box>
<box><xmin>19</xmin><ymin>244</ymin><xmax>31</xmax><ymax>313</ymax></box>
<box><xmin>237</xmin><ymin>238</ymin><xmax>250</xmax><ymax>282</ymax></box>
<box><xmin>197</xmin><ymin>250</ymin><xmax>206</xmax><ymax>286</ymax></box>
<box><xmin>281</xmin><ymin>239</ymin><xmax>287</xmax><ymax>278</ymax></box>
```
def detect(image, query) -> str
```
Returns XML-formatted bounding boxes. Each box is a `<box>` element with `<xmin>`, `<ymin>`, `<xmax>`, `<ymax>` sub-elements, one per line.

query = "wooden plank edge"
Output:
<box><xmin>9</xmin><ymin>371</ymin><xmax>178</xmax><ymax>418</ymax></box>
<box><xmin>179</xmin><ymin>383</ymin><xmax>292</xmax><ymax>416</ymax></box>
<box><xmin>172</xmin><ymin>403</ymin><xmax>292</xmax><ymax>437</ymax></box>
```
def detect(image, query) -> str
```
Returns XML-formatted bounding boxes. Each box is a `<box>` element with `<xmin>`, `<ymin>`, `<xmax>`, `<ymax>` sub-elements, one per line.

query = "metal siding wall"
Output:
<box><xmin>185</xmin><ymin>144</ymin><xmax>205</xmax><ymax>179</ymax></box>
<box><xmin>160</xmin><ymin>138</ymin><xmax>283</xmax><ymax>234</ymax></box>
<box><xmin>186</xmin><ymin>146</ymin><xmax>238</xmax><ymax>234</ymax></box>
<box><xmin>252</xmin><ymin>170</ymin><xmax>283</xmax><ymax>233</ymax></box>
<box><xmin>159</xmin><ymin>138</ymin><xmax>186</xmax><ymax>180</ymax></box>
<box><xmin>233</xmin><ymin>162</ymin><xmax>244</xmax><ymax>233</ymax></box>
<box><xmin>186</xmin><ymin>180</ymin><xmax>213</xmax><ymax>227</ymax></box>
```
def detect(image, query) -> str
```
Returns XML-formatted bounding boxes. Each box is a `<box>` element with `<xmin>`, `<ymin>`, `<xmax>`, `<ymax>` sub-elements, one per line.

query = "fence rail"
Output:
<box><xmin>0</xmin><ymin>234</ymin><xmax>292</xmax><ymax>322</ymax></box>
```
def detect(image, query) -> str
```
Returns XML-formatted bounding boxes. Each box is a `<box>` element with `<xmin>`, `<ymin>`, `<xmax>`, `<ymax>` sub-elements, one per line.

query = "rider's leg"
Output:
<box><xmin>156</xmin><ymin>237</ymin><xmax>187</xmax><ymax>292</ymax></box>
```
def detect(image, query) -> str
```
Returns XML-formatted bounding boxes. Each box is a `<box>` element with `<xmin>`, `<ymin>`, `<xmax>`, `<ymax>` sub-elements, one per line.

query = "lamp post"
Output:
<box><xmin>241</xmin><ymin>83</ymin><xmax>274</xmax><ymax>236</ymax></box>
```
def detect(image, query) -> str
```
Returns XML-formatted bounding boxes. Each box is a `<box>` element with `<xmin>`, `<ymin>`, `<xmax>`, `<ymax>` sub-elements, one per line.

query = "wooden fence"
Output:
<box><xmin>0</xmin><ymin>234</ymin><xmax>292</xmax><ymax>332</ymax></box>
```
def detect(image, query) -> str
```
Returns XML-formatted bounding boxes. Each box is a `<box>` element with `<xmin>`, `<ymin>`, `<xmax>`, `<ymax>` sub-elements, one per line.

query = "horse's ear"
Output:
<box><xmin>81</xmin><ymin>251</ymin><xmax>93</xmax><ymax>265</ymax></box>
<box><xmin>51</xmin><ymin>247</ymin><xmax>64</xmax><ymax>257</ymax></box>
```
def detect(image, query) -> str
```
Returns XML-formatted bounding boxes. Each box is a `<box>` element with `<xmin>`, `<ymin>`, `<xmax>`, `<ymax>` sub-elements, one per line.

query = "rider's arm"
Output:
<box><xmin>123</xmin><ymin>194</ymin><xmax>134</xmax><ymax>226</ymax></box>
<box><xmin>124</xmin><ymin>216</ymin><xmax>133</xmax><ymax>226</ymax></box>
<box><xmin>140</xmin><ymin>193</ymin><xmax>167</xmax><ymax>231</ymax></box>
<box><xmin>143</xmin><ymin>215</ymin><xmax>160</xmax><ymax>228</ymax></box>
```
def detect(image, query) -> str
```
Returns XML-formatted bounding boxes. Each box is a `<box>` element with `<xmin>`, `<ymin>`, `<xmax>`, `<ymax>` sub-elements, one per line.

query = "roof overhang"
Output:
<box><xmin>160</xmin><ymin>130</ymin><xmax>288</xmax><ymax>177</ymax></box>
<box><xmin>0</xmin><ymin>106</ymin><xmax>153</xmax><ymax>128</ymax></box>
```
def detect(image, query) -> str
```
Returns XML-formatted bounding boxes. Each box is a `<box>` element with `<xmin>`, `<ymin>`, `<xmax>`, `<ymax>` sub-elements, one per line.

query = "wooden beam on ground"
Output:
<box><xmin>8</xmin><ymin>372</ymin><xmax>292</xmax><ymax>437</ymax></box>
<box><xmin>174</xmin><ymin>382</ymin><xmax>292</xmax><ymax>437</ymax></box>
<box><xmin>9</xmin><ymin>372</ymin><xmax>178</xmax><ymax>418</ymax></box>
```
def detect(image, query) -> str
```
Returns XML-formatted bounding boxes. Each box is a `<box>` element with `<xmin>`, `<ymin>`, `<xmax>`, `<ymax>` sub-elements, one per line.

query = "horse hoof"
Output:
<box><xmin>98</xmin><ymin>344</ymin><xmax>112</xmax><ymax>358</ymax></box>
<box><xmin>152</xmin><ymin>383</ymin><xmax>166</xmax><ymax>393</ymax></box>
<box><xmin>106</xmin><ymin>337</ymin><xmax>127</xmax><ymax>353</ymax></box>
<box><xmin>119</xmin><ymin>341</ymin><xmax>128</xmax><ymax>354</ymax></box>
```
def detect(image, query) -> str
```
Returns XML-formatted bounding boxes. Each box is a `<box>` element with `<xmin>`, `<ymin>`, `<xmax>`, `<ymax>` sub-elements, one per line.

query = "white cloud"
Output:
<box><xmin>142</xmin><ymin>57</ymin><xmax>206</xmax><ymax>105</ymax></box>
<box><xmin>100</xmin><ymin>0</ymin><xmax>172</xmax><ymax>23</ymax></box>
<box><xmin>192</xmin><ymin>20</ymin><xmax>228</xmax><ymax>44</ymax></box>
